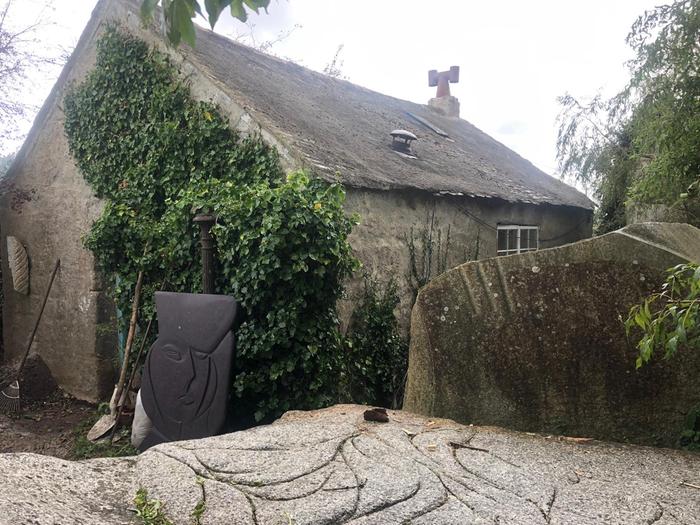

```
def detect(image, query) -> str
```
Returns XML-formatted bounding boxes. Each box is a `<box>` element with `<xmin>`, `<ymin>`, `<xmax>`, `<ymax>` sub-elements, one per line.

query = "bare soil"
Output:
<box><xmin>0</xmin><ymin>392</ymin><xmax>94</xmax><ymax>459</ymax></box>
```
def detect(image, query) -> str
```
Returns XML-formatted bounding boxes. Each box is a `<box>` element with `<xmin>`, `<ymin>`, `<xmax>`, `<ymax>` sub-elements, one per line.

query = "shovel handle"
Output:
<box><xmin>112</xmin><ymin>269</ymin><xmax>144</xmax><ymax>416</ymax></box>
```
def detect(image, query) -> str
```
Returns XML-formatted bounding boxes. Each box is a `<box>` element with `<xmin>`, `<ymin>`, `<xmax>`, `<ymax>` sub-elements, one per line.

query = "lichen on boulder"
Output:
<box><xmin>404</xmin><ymin>222</ymin><xmax>700</xmax><ymax>447</ymax></box>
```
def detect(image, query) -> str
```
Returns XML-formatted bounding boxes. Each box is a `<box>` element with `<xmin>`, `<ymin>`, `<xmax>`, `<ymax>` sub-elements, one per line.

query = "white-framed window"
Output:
<box><xmin>497</xmin><ymin>225</ymin><xmax>539</xmax><ymax>256</ymax></box>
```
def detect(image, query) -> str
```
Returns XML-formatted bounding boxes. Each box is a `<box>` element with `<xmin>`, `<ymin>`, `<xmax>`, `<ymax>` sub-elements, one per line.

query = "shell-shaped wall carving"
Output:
<box><xmin>7</xmin><ymin>236</ymin><xmax>29</xmax><ymax>295</ymax></box>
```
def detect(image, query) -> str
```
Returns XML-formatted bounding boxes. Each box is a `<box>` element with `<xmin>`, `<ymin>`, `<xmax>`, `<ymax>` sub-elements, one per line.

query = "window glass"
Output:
<box><xmin>497</xmin><ymin>230</ymin><xmax>507</xmax><ymax>251</ymax></box>
<box><xmin>521</xmin><ymin>230</ymin><xmax>530</xmax><ymax>250</ymax></box>
<box><xmin>507</xmin><ymin>229</ymin><xmax>517</xmax><ymax>251</ymax></box>
<box><xmin>497</xmin><ymin>226</ymin><xmax>539</xmax><ymax>256</ymax></box>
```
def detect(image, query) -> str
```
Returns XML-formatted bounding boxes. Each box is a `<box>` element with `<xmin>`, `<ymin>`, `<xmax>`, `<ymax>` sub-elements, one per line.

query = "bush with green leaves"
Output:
<box><xmin>680</xmin><ymin>405</ymin><xmax>700</xmax><ymax>451</ymax></box>
<box><xmin>625</xmin><ymin>263</ymin><xmax>700</xmax><ymax>368</ymax></box>
<box><xmin>344</xmin><ymin>276</ymin><xmax>408</xmax><ymax>409</ymax></box>
<box><xmin>63</xmin><ymin>25</ymin><xmax>357</xmax><ymax>422</ymax></box>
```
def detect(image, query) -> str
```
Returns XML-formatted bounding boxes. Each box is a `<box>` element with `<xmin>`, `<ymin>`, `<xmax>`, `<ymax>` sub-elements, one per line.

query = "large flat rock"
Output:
<box><xmin>0</xmin><ymin>455</ymin><xmax>136</xmax><ymax>524</ymax></box>
<box><xmin>404</xmin><ymin>222</ymin><xmax>700</xmax><ymax>446</ymax></box>
<box><xmin>0</xmin><ymin>405</ymin><xmax>699</xmax><ymax>524</ymax></box>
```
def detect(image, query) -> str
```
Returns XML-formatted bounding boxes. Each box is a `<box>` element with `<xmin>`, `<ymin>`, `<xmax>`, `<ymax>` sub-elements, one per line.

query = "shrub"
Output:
<box><xmin>680</xmin><ymin>405</ymin><xmax>700</xmax><ymax>451</ymax></box>
<box><xmin>344</xmin><ymin>276</ymin><xmax>408</xmax><ymax>408</ymax></box>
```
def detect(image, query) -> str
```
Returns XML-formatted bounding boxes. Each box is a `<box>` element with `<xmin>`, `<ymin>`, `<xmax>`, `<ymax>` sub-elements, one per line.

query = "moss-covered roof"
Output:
<box><xmin>179</xmin><ymin>9</ymin><xmax>592</xmax><ymax>209</ymax></box>
<box><xmin>13</xmin><ymin>0</ymin><xmax>594</xmax><ymax>210</ymax></box>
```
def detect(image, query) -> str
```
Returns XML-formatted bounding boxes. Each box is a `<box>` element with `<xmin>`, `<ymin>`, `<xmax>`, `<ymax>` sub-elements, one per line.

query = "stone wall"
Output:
<box><xmin>0</xmin><ymin>9</ymin><xmax>114</xmax><ymax>402</ymax></box>
<box><xmin>404</xmin><ymin>222</ymin><xmax>700</xmax><ymax>446</ymax></box>
<box><xmin>341</xmin><ymin>188</ymin><xmax>592</xmax><ymax>333</ymax></box>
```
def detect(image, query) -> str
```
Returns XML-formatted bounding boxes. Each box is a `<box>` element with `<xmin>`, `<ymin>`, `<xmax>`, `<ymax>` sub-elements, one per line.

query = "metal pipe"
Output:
<box><xmin>193</xmin><ymin>214</ymin><xmax>216</xmax><ymax>294</ymax></box>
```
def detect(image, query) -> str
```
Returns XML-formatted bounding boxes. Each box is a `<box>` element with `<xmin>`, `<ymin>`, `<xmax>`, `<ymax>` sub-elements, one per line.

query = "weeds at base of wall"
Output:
<box><xmin>343</xmin><ymin>275</ymin><xmax>407</xmax><ymax>409</ymax></box>
<box><xmin>681</xmin><ymin>405</ymin><xmax>700</xmax><ymax>452</ymax></box>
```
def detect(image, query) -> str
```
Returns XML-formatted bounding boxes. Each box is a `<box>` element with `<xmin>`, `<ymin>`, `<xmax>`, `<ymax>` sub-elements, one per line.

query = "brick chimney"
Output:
<box><xmin>428</xmin><ymin>66</ymin><xmax>460</xmax><ymax>118</ymax></box>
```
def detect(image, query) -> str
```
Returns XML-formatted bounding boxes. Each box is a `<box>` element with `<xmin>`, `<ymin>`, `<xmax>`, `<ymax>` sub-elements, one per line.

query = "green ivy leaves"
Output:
<box><xmin>64</xmin><ymin>25</ymin><xmax>358</xmax><ymax>423</ymax></box>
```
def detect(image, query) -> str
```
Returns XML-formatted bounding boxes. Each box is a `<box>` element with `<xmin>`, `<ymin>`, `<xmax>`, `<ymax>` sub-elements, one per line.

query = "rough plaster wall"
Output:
<box><xmin>341</xmin><ymin>188</ymin><xmax>592</xmax><ymax>334</ymax></box>
<box><xmin>0</xmin><ymin>33</ymin><xmax>113</xmax><ymax>402</ymax></box>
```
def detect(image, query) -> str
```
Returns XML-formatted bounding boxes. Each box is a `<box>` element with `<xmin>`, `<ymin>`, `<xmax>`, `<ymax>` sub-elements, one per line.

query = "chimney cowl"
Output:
<box><xmin>428</xmin><ymin>66</ymin><xmax>459</xmax><ymax>97</ymax></box>
<box><xmin>390</xmin><ymin>129</ymin><xmax>418</xmax><ymax>155</ymax></box>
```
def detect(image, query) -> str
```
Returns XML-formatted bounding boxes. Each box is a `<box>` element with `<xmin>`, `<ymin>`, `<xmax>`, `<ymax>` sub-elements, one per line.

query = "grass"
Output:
<box><xmin>70</xmin><ymin>411</ymin><xmax>137</xmax><ymax>460</ymax></box>
<box><xmin>134</xmin><ymin>488</ymin><xmax>173</xmax><ymax>525</ymax></box>
<box><xmin>133</xmin><ymin>487</ymin><xmax>206</xmax><ymax>525</ymax></box>
<box><xmin>190</xmin><ymin>499</ymin><xmax>206</xmax><ymax>524</ymax></box>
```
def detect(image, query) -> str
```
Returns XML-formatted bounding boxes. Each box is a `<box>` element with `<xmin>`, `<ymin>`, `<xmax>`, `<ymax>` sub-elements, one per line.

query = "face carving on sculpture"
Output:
<box><xmin>138</xmin><ymin>292</ymin><xmax>238</xmax><ymax>448</ymax></box>
<box><xmin>149</xmin><ymin>342</ymin><xmax>218</xmax><ymax>431</ymax></box>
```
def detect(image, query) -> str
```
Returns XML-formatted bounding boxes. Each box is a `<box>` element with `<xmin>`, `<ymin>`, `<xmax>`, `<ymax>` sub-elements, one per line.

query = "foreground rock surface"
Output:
<box><xmin>405</xmin><ymin>222</ymin><xmax>700</xmax><ymax>446</ymax></box>
<box><xmin>1</xmin><ymin>405</ymin><xmax>699</xmax><ymax>524</ymax></box>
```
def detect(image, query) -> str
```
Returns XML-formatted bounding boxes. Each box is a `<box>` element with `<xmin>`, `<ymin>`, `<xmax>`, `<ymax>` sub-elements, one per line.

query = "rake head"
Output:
<box><xmin>0</xmin><ymin>380</ymin><xmax>21</xmax><ymax>416</ymax></box>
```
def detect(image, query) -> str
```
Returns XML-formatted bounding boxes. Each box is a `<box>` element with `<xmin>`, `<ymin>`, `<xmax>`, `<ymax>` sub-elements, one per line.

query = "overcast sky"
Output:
<box><xmin>7</xmin><ymin>0</ymin><xmax>660</xmax><ymax>182</ymax></box>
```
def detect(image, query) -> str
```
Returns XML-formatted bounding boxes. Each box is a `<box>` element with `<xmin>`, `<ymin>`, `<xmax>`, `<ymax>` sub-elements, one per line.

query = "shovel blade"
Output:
<box><xmin>87</xmin><ymin>413</ymin><xmax>116</xmax><ymax>442</ymax></box>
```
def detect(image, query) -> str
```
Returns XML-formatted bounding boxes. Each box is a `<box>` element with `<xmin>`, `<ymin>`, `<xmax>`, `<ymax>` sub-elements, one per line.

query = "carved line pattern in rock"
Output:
<box><xmin>135</xmin><ymin>407</ymin><xmax>696</xmax><ymax>525</ymax></box>
<box><xmin>0</xmin><ymin>406</ymin><xmax>698</xmax><ymax>524</ymax></box>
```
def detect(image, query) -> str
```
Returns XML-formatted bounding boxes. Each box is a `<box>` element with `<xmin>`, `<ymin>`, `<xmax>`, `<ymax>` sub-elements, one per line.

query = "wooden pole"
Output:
<box><xmin>16</xmin><ymin>259</ymin><xmax>60</xmax><ymax>376</ymax></box>
<box><xmin>111</xmin><ymin>270</ymin><xmax>144</xmax><ymax>416</ymax></box>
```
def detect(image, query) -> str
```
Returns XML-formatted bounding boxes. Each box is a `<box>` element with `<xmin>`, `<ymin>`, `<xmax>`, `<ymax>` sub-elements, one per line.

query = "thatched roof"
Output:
<box><xmin>180</xmin><ymin>16</ymin><xmax>592</xmax><ymax>210</ymax></box>
<box><xmin>12</xmin><ymin>0</ymin><xmax>592</xmax><ymax>210</ymax></box>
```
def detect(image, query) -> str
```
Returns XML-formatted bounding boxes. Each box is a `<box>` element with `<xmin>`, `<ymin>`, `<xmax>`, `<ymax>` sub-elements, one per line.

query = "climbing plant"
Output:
<box><xmin>64</xmin><ymin>25</ymin><xmax>358</xmax><ymax>422</ymax></box>
<box><xmin>405</xmin><ymin>206</ymin><xmax>452</xmax><ymax>299</ymax></box>
<box><xmin>344</xmin><ymin>275</ymin><xmax>407</xmax><ymax>409</ymax></box>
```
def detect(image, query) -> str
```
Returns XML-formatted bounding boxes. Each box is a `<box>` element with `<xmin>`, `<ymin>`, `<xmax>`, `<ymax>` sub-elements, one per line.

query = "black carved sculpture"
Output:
<box><xmin>139</xmin><ymin>291</ymin><xmax>237</xmax><ymax>451</ymax></box>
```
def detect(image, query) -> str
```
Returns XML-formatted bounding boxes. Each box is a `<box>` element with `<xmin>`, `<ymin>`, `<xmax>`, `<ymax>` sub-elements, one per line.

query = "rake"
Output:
<box><xmin>0</xmin><ymin>258</ymin><xmax>60</xmax><ymax>415</ymax></box>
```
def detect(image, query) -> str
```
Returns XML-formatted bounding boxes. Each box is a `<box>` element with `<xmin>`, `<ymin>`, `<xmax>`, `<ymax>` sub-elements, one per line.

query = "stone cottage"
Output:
<box><xmin>0</xmin><ymin>0</ymin><xmax>592</xmax><ymax>401</ymax></box>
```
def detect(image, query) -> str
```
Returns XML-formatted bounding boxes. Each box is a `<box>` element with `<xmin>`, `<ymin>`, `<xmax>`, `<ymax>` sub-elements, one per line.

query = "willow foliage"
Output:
<box><xmin>557</xmin><ymin>0</ymin><xmax>700</xmax><ymax>232</ymax></box>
